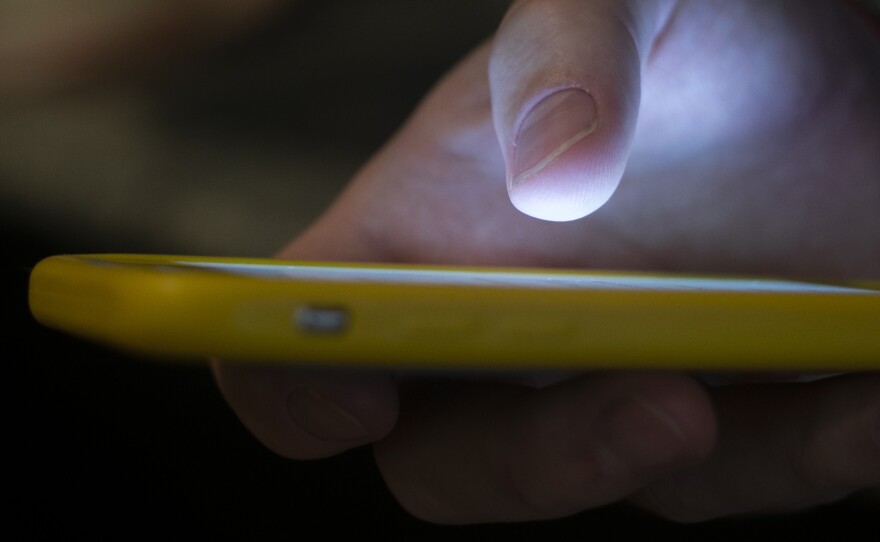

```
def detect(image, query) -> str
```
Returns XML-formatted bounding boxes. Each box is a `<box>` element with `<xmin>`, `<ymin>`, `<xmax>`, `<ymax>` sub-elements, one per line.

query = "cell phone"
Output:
<box><xmin>27</xmin><ymin>253</ymin><xmax>880</xmax><ymax>371</ymax></box>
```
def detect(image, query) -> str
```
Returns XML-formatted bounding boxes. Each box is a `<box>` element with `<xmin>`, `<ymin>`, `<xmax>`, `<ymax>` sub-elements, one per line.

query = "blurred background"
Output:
<box><xmin>4</xmin><ymin>0</ymin><xmax>876</xmax><ymax>538</ymax></box>
<box><xmin>1</xmin><ymin>0</ymin><xmax>515</xmax><ymax>256</ymax></box>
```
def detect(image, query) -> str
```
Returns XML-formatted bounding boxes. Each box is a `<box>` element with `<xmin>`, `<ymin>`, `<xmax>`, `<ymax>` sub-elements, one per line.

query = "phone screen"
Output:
<box><xmin>176</xmin><ymin>260</ymin><xmax>877</xmax><ymax>294</ymax></box>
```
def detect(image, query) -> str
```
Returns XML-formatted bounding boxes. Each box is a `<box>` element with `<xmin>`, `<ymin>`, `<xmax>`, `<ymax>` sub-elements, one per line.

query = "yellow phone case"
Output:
<box><xmin>28</xmin><ymin>254</ymin><xmax>880</xmax><ymax>370</ymax></box>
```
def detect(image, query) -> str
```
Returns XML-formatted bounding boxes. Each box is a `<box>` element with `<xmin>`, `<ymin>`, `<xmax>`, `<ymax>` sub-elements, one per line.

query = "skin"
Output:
<box><xmin>31</xmin><ymin>0</ymin><xmax>874</xmax><ymax>526</ymax></box>
<box><xmin>213</xmin><ymin>0</ymin><xmax>880</xmax><ymax>524</ymax></box>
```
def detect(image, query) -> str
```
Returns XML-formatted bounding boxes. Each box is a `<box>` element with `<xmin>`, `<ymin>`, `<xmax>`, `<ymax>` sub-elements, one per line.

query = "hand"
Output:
<box><xmin>213</xmin><ymin>0</ymin><xmax>880</xmax><ymax>524</ymax></box>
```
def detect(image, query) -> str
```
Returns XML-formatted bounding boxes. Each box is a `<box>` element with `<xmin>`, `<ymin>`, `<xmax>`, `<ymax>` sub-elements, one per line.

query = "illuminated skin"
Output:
<box><xmin>210</xmin><ymin>0</ymin><xmax>880</xmax><ymax>525</ymax></box>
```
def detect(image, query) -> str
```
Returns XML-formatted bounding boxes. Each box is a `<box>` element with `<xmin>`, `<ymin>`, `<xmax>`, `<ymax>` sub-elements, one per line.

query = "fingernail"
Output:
<box><xmin>511</xmin><ymin>89</ymin><xmax>597</xmax><ymax>187</ymax></box>
<box><xmin>287</xmin><ymin>385</ymin><xmax>368</xmax><ymax>441</ymax></box>
<box><xmin>601</xmin><ymin>398</ymin><xmax>689</xmax><ymax>472</ymax></box>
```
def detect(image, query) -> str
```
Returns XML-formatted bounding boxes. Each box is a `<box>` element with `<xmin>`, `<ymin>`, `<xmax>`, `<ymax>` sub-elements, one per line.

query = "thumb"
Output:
<box><xmin>489</xmin><ymin>0</ymin><xmax>670</xmax><ymax>222</ymax></box>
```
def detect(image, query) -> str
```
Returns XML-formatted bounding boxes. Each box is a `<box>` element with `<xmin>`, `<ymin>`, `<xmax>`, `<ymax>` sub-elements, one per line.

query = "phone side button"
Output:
<box><xmin>293</xmin><ymin>305</ymin><xmax>350</xmax><ymax>335</ymax></box>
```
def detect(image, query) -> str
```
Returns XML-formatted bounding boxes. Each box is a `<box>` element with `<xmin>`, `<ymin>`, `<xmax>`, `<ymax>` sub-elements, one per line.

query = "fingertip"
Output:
<box><xmin>633</xmin><ymin>375</ymin><xmax>880</xmax><ymax>522</ymax></box>
<box><xmin>630</xmin><ymin>374</ymin><xmax>718</xmax><ymax>463</ymax></box>
<box><xmin>576</xmin><ymin>373</ymin><xmax>717</xmax><ymax>490</ymax></box>
<box><xmin>506</xmin><ymin>140</ymin><xmax>623</xmax><ymax>222</ymax></box>
<box><xmin>212</xmin><ymin>360</ymin><xmax>398</xmax><ymax>459</ymax></box>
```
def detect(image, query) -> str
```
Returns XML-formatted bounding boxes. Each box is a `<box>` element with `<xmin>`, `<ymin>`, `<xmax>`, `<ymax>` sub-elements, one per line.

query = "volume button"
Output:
<box><xmin>293</xmin><ymin>305</ymin><xmax>350</xmax><ymax>335</ymax></box>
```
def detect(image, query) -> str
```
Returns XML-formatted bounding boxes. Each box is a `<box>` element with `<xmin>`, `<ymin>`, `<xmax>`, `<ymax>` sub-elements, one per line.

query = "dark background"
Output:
<box><xmin>5</xmin><ymin>1</ymin><xmax>876</xmax><ymax>538</ymax></box>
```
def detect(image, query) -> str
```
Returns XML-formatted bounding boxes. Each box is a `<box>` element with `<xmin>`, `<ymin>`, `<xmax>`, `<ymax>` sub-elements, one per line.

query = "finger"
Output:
<box><xmin>488</xmin><ymin>0</ymin><xmax>674</xmax><ymax>221</ymax></box>
<box><xmin>212</xmin><ymin>361</ymin><xmax>398</xmax><ymax>459</ymax></box>
<box><xmin>210</xmin><ymin>239</ymin><xmax>399</xmax><ymax>460</ymax></box>
<box><xmin>632</xmin><ymin>373</ymin><xmax>880</xmax><ymax>522</ymax></box>
<box><xmin>374</xmin><ymin>372</ymin><xmax>715</xmax><ymax>524</ymax></box>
